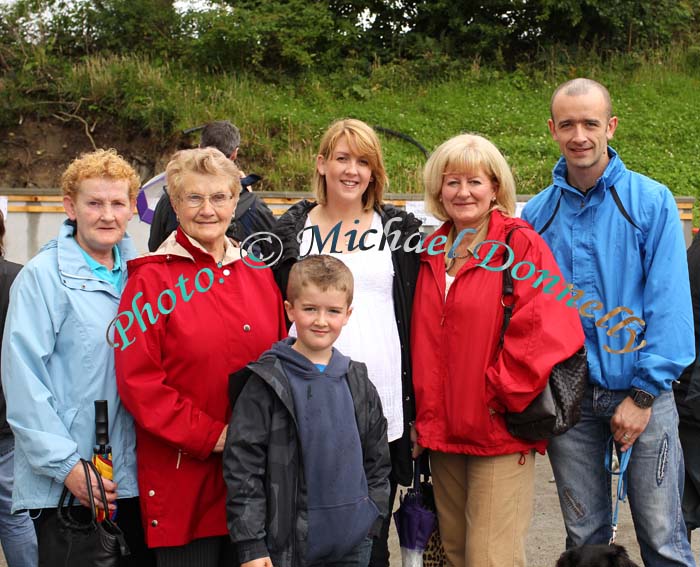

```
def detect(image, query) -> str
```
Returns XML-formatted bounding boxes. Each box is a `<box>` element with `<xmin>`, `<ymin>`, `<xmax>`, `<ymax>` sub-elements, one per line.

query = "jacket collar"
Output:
<box><xmin>420</xmin><ymin>211</ymin><xmax>525</xmax><ymax>294</ymax></box>
<box><xmin>55</xmin><ymin>220</ymin><xmax>135</xmax><ymax>291</ymax></box>
<box><xmin>552</xmin><ymin>146</ymin><xmax>626</xmax><ymax>195</ymax></box>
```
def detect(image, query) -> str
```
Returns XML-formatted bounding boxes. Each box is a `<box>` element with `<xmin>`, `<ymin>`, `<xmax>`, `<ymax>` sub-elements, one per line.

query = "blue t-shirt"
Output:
<box><xmin>78</xmin><ymin>245</ymin><xmax>124</xmax><ymax>292</ymax></box>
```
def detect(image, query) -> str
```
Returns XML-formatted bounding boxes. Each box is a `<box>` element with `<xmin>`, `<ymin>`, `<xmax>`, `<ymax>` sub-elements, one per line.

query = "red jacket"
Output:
<box><xmin>115</xmin><ymin>229</ymin><xmax>286</xmax><ymax>548</ymax></box>
<box><xmin>411</xmin><ymin>212</ymin><xmax>584</xmax><ymax>456</ymax></box>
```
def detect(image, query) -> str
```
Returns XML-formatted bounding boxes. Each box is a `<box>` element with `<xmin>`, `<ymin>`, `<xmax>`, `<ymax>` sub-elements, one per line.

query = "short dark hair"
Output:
<box><xmin>200</xmin><ymin>120</ymin><xmax>241</xmax><ymax>158</ymax></box>
<box><xmin>550</xmin><ymin>78</ymin><xmax>613</xmax><ymax>120</ymax></box>
<box><xmin>287</xmin><ymin>255</ymin><xmax>354</xmax><ymax>306</ymax></box>
<box><xmin>0</xmin><ymin>210</ymin><xmax>5</xmax><ymax>256</ymax></box>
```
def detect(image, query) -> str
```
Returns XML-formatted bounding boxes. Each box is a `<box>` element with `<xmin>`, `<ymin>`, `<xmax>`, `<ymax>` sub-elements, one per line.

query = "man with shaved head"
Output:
<box><xmin>523</xmin><ymin>79</ymin><xmax>696</xmax><ymax>566</ymax></box>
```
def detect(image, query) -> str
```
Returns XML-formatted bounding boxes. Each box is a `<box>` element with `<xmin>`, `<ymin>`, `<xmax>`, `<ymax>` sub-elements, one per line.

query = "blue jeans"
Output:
<box><xmin>308</xmin><ymin>537</ymin><xmax>373</xmax><ymax>567</ymax></box>
<box><xmin>0</xmin><ymin>436</ymin><xmax>38</xmax><ymax>567</ymax></box>
<box><xmin>548</xmin><ymin>387</ymin><xmax>695</xmax><ymax>567</ymax></box>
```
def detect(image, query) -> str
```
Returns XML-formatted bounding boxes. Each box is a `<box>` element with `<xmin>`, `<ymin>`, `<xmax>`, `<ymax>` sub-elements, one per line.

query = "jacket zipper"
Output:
<box><xmin>176</xmin><ymin>450</ymin><xmax>182</xmax><ymax>469</ymax></box>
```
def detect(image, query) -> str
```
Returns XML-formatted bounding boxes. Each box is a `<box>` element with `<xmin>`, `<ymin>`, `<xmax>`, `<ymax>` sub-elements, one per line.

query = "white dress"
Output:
<box><xmin>291</xmin><ymin>212</ymin><xmax>404</xmax><ymax>441</ymax></box>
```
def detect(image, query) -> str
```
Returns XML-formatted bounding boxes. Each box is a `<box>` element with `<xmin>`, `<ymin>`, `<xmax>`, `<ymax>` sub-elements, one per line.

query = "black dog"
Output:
<box><xmin>556</xmin><ymin>544</ymin><xmax>640</xmax><ymax>567</ymax></box>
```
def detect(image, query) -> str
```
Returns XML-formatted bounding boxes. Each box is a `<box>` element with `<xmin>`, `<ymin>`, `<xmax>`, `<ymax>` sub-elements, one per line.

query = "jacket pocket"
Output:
<box><xmin>443</xmin><ymin>377</ymin><xmax>499</xmax><ymax>448</ymax></box>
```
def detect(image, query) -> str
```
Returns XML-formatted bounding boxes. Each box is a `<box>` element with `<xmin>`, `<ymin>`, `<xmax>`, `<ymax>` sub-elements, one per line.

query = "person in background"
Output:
<box><xmin>0</xmin><ymin>210</ymin><xmax>37</xmax><ymax>567</ymax></box>
<box><xmin>225</xmin><ymin>255</ymin><xmax>391</xmax><ymax>567</ymax></box>
<box><xmin>148</xmin><ymin>120</ymin><xmax>276</xmax><ymax>252</ymax></box>
<box><xmin>522</xmin><ymin>78</ymin><xmax>695</xmax><ymax>566</ymax></box>
<box><xmin>674</xmin><ymin>231</ymin><xmax>700</xmax><ymax>551</ymax></box>
<box><xmin>271</xmin><ymin>118</ymin><xmax>420</xmax><ymax>567</ymax></box>
<box><xmin>116</xmin><ymin>147</ymin><xmax>286</xmax><ymax>567</ymax></box>
<box><xmin>411</xmin><ymin>133</ymin><xmax>584</xmax><ymax>567</ymax></box>
<box><xmin>1</xmin><ymin>149</ymin><xmax>152</xmax><ymax>566</ymax></box>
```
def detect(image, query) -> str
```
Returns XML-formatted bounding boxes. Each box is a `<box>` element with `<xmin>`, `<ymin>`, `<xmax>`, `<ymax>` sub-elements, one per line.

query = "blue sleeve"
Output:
<box><xmin>631</xmin><ymin>188</ymin><xmax>695</xmax><ymax>394</ymax></box>
<box><xmin>1</xmin><ymin>264</ymin><xmax>80</xmax><ymax>483</ymax></box>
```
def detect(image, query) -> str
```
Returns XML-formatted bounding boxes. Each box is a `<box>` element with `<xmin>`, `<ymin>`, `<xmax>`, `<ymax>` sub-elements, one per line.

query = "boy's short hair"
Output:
<box><xmin>287</xmin><ymin>255</ymin><xmax>354</xmax><ymax>306</ymax></box>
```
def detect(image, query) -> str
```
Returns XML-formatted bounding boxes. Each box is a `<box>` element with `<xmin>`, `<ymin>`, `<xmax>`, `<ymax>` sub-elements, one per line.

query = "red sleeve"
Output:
<box><xmin>114</xmin><ymin>267</ymin><xmax>224</xmax><ymax>460</ymax></box>
<box><xmin>485</xmin><ymin>230</ymin><xmax>585</xmax><ymax>413</ymax></box>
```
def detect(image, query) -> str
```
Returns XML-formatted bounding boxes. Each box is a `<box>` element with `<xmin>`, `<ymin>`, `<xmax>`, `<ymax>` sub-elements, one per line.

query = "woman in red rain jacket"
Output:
<box><xmin>114</xmin><ymin>148</ymin><xmax>286</xmax><ymax>565</ymax></box>
<box><xmin>411</xmin><ymin>134</ymin><xmax>584</xmax><ymax>567</ymax></box>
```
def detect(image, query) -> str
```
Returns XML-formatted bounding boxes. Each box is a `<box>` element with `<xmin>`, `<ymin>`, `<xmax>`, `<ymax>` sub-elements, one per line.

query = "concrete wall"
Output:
<box><xmin>3</xmin><ymin>194</ymin><xmax>695</xmax><ymax>265</ymax></box>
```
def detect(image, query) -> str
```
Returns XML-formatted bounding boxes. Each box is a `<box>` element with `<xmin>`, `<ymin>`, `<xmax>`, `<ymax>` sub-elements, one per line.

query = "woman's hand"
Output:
<box><xmin>212</xmin><ymin>425</ymin><xmax>228</xmax><ymax>454</ymax></box>
<box><xmin>64</xmin><ymin>462</ymin><xmax>118</xmax><ymax>513</ymax></box>
<box><xmin>242</xmin><ymin>558</ymin><xmax>273</xmax><ymax>567</ymax></box>
<box><xmin>410</xmin><ymin>423</ymin><xmax>425</xmax><ymax>459</ymax></box>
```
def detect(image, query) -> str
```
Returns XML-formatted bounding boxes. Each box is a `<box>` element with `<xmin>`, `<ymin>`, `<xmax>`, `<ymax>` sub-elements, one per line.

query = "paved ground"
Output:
<box><xmin>388</xmin><ymin>453</ymin><xmax>700</xmax><ymax>567</ymax></box>
<box><xmin>3</xmin><ymin>455</ymin><xmax>698</xmax><ymax>566</ymax></box>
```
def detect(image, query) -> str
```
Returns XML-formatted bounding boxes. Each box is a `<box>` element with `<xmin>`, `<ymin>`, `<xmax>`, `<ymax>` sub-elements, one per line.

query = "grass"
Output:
<box><xmin>5</xmin><ymin>52</ymin><xmax>700</xmax><ymax>201</ymax></box>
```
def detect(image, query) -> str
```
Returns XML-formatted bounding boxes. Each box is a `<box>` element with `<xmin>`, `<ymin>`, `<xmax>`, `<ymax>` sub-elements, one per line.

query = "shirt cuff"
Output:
<box><xmin>236</xmin><ymin>539</ymin><xmax>270</xmax><ymax>564</ymax></box>
<box><xmin>56</xmin><ymin>452</ymin><xmax>81</xmax><ymax>484</ymax></box>
<box><xmin>630</xmin><ymin>377</ymin><xmax>662</xmax><ymax>398</ymax></box>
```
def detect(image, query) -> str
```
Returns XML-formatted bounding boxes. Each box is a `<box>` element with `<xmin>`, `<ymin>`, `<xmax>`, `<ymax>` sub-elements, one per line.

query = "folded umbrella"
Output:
<box><xmin>92</xmin><ymin>400</ymin><xmax>115</xmax><ymax>522</ymax></box>
<box><xmin>393</xmin><ymin>462</ymin><xmax>437</xmax><ymax>567</ymax></box>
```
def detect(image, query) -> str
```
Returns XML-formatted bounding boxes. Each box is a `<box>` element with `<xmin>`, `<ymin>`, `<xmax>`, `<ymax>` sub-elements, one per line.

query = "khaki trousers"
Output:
<box><xmin>430</xmin><ymin>450</ymin><xmax>535</xmax><ymax>567</ymax></box>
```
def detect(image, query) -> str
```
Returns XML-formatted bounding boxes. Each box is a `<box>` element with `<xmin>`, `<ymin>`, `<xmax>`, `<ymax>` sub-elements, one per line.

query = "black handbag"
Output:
<box><xmin>37</xmin><ymin>459</ymin><xmax>130</xmax><ymax>567</ymax></box>
<box><xmin>497</xmin><ymin>229</ymin><xmax>588</xmax><ymax>441</ymax></box>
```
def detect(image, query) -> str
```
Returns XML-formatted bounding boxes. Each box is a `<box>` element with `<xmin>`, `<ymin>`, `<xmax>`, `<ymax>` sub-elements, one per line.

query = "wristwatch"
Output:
<box><xmin>629</xmin><ymin>388</ymin><xmax>655</xmax><ymax>409</ymax></box>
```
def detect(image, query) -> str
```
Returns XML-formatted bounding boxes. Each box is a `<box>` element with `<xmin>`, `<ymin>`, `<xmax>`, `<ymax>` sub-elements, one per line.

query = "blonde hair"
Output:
<box><xmin>166</xmin><ymin>147</ymin><xmax>241</xmax><ymax>201</ymax></box>
<box><xmin>287</xmin><ymin>255</ymin><xmax>354</xmax><ymax>306</ymax></box>
<box><xmin>312</xmin><ymin>119</ymin><xmax>387</xmax><ymax>211</ymax></box>
<box><xmin>423</xmin><ymin>134</ymin><xmax>516</xmax><ymax>222</ymax></box>
<box><xmin>61</xmin><ymin>149</ymin><xmax>140</xmax><ymax>200</ymax></box>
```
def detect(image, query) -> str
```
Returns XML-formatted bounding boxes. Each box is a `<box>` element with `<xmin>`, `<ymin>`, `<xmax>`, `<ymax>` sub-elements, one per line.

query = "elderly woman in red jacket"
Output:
<box><xmin>411</xmin><ymin>134</ymin><xmax>584</xmax><ymax>567</ymax></box>
<box><xmin>114</xmin><ymin>148</ymin><xmax>286</xmax><ymax>566</ymax></box>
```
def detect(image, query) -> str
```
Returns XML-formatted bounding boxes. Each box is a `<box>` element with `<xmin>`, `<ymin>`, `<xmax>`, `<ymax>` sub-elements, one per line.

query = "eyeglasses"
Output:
<box><xmin>181</xmin><ymin>193</ymin><xmax>234</xmax><ymax>209</ymax></box>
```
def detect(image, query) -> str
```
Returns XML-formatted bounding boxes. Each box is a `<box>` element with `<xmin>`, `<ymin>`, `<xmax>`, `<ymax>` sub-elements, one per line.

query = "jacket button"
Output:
<box><xmin>243</xmin><ymin>324</ymin><xmax>251</xmax><ymax>332</ymax></box>
<box><xmin>148</xmin><ymin>490</ymin><xmax>155</xmax><ymax>497</ymax></box>
<box><xmin>405</xmin><ymin>396</ymin><xmax>410</xmax><ymax>401</ymax></box>
<box><xmin>151</xmin><ymin>520</ymin><xmax>158</xmax><ymax>527</ymax></box>
<box><xmin>223</xmin><ymin>269</ymin><xmax>231</xmax><ymax>276</ymax></box>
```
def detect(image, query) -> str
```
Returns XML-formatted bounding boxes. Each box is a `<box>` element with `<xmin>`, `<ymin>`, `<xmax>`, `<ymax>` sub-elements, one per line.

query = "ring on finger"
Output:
<box><xmin>622</xmin><ymin>433</ymin><xmax>630</xmax><ymax>440</ymax></box>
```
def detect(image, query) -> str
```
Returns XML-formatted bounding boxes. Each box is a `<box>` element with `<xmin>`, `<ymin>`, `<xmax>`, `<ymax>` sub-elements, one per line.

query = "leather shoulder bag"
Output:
<box><xmin>498</xmin><ymin>228</ymin><xmax>588</xmax><ymax>441</ymax></box>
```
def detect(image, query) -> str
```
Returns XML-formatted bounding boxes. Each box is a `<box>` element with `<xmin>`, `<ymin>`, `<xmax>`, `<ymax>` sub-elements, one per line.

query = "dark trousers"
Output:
<box><xmin>679</xmin><ymin>420</ymin><xmax>700</xmax><ymax>532</ymax></box>
<box><xmin>33</xmin><ymin>496</ymin><xmax>155</xmax><ymax>567</ymax></box>
<box><xmin>309</xmin><ymin>537</ymin><xmax>373</xmax><ymax>567</ymax></box>
<box><xmin>154</xmin><ymin>535</ymin><xmax>235</xmax><ymax>567</ymax></box>
<box><xmin>369</xmin><ymin>435</ymin><xmax>411</xmax><ymax>567</ymax></box>
<box><xmin>368</xmin><ymin>478</ymin><xmax>398</xmax><ymax>567</ymax></box>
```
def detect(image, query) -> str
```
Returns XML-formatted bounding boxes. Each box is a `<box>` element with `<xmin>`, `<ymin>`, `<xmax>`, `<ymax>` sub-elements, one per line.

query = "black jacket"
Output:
<box><xmin>0</xmin><ymin>257</ymin><xmax>23</xmax><ymax>438</ymax></box>
<box><xmin>270</xmin><ymin>199</ymin><xmax>421</xmax><ymax>485</ymax></box>
<box><xmin>675</xmin><ymin>231</ymin><xmax>700</xmax><ymax>425</ymax></box>
<box><xmin>224</xmin><ymin>352</ymin><xmax>390</xmax><ymax>567</ymax></box>
<box><xmin>148</xmin><ymin>186</ymin><xmax>277</xmax><ymax>252</ymax></box>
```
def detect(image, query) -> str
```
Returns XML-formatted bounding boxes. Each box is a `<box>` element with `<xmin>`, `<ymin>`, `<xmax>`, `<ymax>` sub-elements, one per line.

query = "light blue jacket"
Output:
<box><xmin>1</xmin><ymin>221</ymin><xmax>139</xmax><ymax>511</ymax></box>
<box><xmin>522</xmin><ymin>148</ymin><xmax>694</xmax><ymax>395</ymax></box>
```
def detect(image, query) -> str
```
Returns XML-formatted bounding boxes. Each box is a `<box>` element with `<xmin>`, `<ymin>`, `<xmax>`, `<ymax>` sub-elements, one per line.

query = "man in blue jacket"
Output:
<box><xmin>522</xmin><ymin>78</ymin><xmax>695</xmax><ymax>566</ymax></box>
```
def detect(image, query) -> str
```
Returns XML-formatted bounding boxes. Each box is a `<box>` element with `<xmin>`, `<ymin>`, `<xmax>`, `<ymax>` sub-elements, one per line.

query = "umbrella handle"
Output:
<box><xmin>412</xmin><ymin>458</ymin><xmax>422</xmax><ymax>492</ymax></box>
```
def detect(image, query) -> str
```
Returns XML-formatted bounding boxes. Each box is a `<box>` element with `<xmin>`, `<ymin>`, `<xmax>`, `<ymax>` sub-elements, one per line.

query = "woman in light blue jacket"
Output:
<box><xmin>1</xmin><ymin>149</ymin><xmax>153</xmax><ymax>566</ymax></box>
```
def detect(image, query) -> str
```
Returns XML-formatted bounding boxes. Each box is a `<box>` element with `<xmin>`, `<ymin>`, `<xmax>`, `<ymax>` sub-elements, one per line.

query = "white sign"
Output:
<box><xmin>404</xmin><ymin>200</ymin><xmax>441</xmax><ymax>227</ymax></box>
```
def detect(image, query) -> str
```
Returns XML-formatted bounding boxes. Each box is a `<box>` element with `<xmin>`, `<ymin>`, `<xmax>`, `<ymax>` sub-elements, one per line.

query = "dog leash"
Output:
<box><xmin>605</xmin><ymin>435</ymin><xmax>633</xmax><ymax>544</ymax></box>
